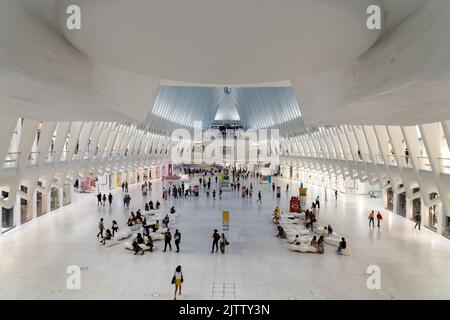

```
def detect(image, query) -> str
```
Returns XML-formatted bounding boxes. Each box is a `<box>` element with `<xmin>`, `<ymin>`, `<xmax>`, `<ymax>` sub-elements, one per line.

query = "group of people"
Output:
<box><xmin>123</xmin><ymin>194</ymin><xmax>132</xmax><ymax>209</ymax></box>
<box><xmin>121</xmin><ymin>182</ymin><xmax>129</xmax><ymax>193</ymax></box>
<box><xmin>368</xmin><ymin>210</ymin><xmax>383</xmax><ymax>228</ymax></box>
<box><xmin>211</xmin><ymin>229</ymin><xmax>229</xmax><ymax>254</ymax></box>
<box><xmin>96</xmin><ymin>192</ymin><xmax>113</xmax><ymax>206</ymax></box>
<box><xmin>96</xmin><ymin>218</ymin><xmax>119</xmax><ymax>245</ymax></box>
<box><xmin>144</xmin><ymin>200</ymin><xmax>161</xmax><ymax>211</ymax></box>
<box><xmin>161</xmin><ymin>228</ymin><xmax>182</xmax><ymax>252</ymax></box>
<box><xmin>141</xmin><ymin>181</ymin><xmax>152</xmax><ymax>194</ymax></box>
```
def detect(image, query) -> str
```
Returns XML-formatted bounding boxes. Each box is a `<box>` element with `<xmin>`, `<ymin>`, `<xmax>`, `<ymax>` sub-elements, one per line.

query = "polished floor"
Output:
<box><xmin>1</xmin><ymin>176</ymin><xmax>450</xmax><ymax>300</ymax></box>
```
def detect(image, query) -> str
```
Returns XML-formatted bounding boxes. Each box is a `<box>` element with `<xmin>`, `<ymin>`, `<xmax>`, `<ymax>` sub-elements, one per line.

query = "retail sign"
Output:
<box><xmin>222</xmin><ymin>211</ymin><xmax>230</xmax><ymax>230</ymax></box>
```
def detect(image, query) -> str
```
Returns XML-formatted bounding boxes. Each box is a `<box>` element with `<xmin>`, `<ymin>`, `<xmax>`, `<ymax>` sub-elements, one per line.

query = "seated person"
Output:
<box><xmin>150</xmin><ymin>220</ymin><xmax>160</xmax><ymax>232</ymax></box>
<box><xmin>322</xmin><ymin>226</ymin><xmax>329</xmax><ymax>237</ymax></box>
<box><xmin>162</xmin><ymin>214</ymin><xmax>170</xmax><ymax>228</ymax></box>
<box><xmin>144</xmin><ymin>235</ymin><xmax>154</xmax><ymax>252</ymax></box>
<box><xmin>127</xmin><ymin>212</ymin><xmax>136</xmax><ymax>226</ymax></box>
<box><xmin>337</xmin><ymin>238</ymin><xmax>347</xmax><ymax>254</ymax></box>
<box><xmin>293</xmin><ymin>234</ymin><xmax>301</xmax><ymax>245</ymax></box>
<box><xmin>132</xmin><ymin>239</ymin><xmax>144</xmax><ymax>255</ymax></box>
<box><xmin>311</xmin><ymin>236</ymin><xmax>321</xmax><ymax>252</ymax></box>
<box><xmin>136</xmin><ymin>211</ymin><xmax>142</xmax><ymax>224</ymax></box>
<box><xmin>101</xmin><ymin>229</ymin><xmax>112</xmax><ymax>245</ymax></box>
<box><xmin>156</xmin><ymin>201</ymin><xmax>161</xmax><ymax>209</ymax></box>
<box><xmin>149</xmin><ymin>201</ymin><xmax>154</xmax><ymax>210</ymax></box>
<box><xmin>145</xmin><ymin>203</ymin><xmax>150</xmax><ymax>211</ymax></box>
<box><xmin>327</xmin><ymin>224</ymin><xmax>333</xmax><ymax>236</ymax></box>
<box><xmin>170</xmin><ymin>206</ymin><xmax>176</xmax><ymax>214</ymax></box>
<box><xmin>135</xmin><ymin>233</ymin><xmax>145</xmax><ymax>245</ymax></box>
<box><xmin>317</xmin><ymin>236</ymin><xmax>325</xmax><ymax>254</ymax></box>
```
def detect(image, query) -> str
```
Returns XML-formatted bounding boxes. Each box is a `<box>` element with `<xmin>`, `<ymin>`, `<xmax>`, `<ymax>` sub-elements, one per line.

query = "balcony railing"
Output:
<box><xmin>27</xmin><ymin>152</ymin><xmax>40</xmax><ymax>167</ymax></box>
<box><xmin>438</xmin><ymin>158</ymin><xmax>450</xmax><ymax>174</ymax></box>
<box><xmin>3</xmin><ymin>152</ymin><xmax>21</xmax><ymax>169</ymax></box>
<box><xmin>400</xmin><ymin>156</ymin><xmax>413</xmax><ymax>169</ymax></box>
<box><xmin>417</xmin><ymin>156</ymin><xmax>432</xmax><ymax>171</ymax></box>
<box><xmin>46</xmin><ymin>151</ymin><xmax>56</xmax><ymax>163</ymax></box>
<box><xmin>385</xmin><ymin>154</ymin><xmax>397</xmax><ymax>166</ymax></box>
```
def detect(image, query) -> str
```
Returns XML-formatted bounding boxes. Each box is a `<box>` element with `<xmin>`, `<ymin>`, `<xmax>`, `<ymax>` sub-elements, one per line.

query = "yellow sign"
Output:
<box><xmin>222</xmin><ymin>211</ymin><xmax>230</xmax><ymax>230</ymax></box>
<box><xmin>299</xmin><ymin>188</ymin><xmax>307</xmax><ymax>196</ymax></box>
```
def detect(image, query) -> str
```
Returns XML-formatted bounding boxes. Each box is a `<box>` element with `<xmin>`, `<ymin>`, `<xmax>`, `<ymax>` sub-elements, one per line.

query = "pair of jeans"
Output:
<box><xmin>164</xmin><ymin>241</ymin><xmax>172</xmax><ymax>251</ymax></box>
<box><xmin>212</xmin><ymin>241</ymin><xmax>218</xmax><ymax>252</ymax></box>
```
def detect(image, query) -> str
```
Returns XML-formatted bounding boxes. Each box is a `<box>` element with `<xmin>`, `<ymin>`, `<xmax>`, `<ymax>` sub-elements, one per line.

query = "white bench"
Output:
<box><xmin>288</xmin><ymin>235</ymin><xmax>313</xmax><ymax>244</ymax></box>
<box><xmin>289</xmin><ymin>243</ymin><xmax>319</xmax><ymax>253</ymax></box>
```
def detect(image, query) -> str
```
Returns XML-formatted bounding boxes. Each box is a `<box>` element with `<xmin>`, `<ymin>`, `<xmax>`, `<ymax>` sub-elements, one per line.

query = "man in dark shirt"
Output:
<box><xmin>211</xmin><ymin>229</ymin><xmax>220</xmax><ymax>253</ymax></box>
<box><xmin>163</xmin><ymin>229</ymin><xmax>172</xmax><ymax>252</ymax></box>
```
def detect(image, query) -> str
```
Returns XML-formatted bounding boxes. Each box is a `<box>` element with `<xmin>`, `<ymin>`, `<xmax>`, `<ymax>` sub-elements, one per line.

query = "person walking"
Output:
<box><xmin>102</xmin><ymin>194</ymin><xmax>106</xmax><ymax>206</ymax></box>
<box><xmin>315</xmin><ymin>196</ymin><xmax>320</xmax><ymax>209</ymax></box>
<box><xmin>96</xmin><ymin>193</ymin><xmax>102</xmax><ymax>206</ymax></box>
<box><xmin>174</xmin><ymin>229</ymin><xmax>181</xmax><ymax>252</ymax></box>
<box><xmin>108</xmin><ymin>193</ymin><xmax>113</xmax><ymax>206</ymax></box>
<box><xmin>211</xmin><ymin>229</ymin><xmax>220</xmax><ymax>253</ymax></box>
<box><xmin>111</xmin><ymin>220</ymin><xmax>119</xmax><ymax>236</ymax></box>
<box><xmin>126</xmin><ymin>194</ymin><xmax>131</xmax><ymax>209</ymax></box>
<box><xmin>163</xmin><ymin>229</ymin><xmax>172</xmax><ymax>252</ymax></box>
<box><xmin>376</xmin><ymin>212</ymin><xmax>383</xmax><ymax>228</ymax></box>
<box><xmin>414</xmin><ymin>212</ymin><xmax>422</xmax><ymax>230</ymax></box>
<box><xmin>96</xmin><ymin>218</ymin><xmax>104</xmax><ymax>238</ymax></box>
<box><xmin>272</xmin><ymin>182</ymin><xmax>275</xmax><ymax>193</ymax></box>
<box><xmin>257</xmin><ymin>191</ymin><xmax>262</xmax><ymax>203</ymax></box>
<box><xmin>335</xmin><ymin>190</ymin><xmax>338</xmax><ymax>201</ymax></box>
<box><xmin>368</xmin><ymin>211</ymin><xmax>375</xmax><ymax>228</ymax></box>
<box><xmin>212</xmin><ymin>189</ymin><xmax>216</xmax><ymax>200</ymax></box>
<box><xmin>219</xmin><ymin>233</ymin><xmax>229</xmax><ymax>254</ymax></box>
<box><xmin>172</xmin><ymin>265</ymin><xmax>183</xmax><ymax>300</ymax></box>
<box><xmin>219</xmin><ymin>189</ymin><xmax>222</xmax><ymax>200</ymax></box>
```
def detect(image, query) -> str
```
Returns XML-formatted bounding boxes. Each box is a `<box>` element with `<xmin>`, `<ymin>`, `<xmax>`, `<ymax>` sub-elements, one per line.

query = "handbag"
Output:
<box><xmin>171</xmin><ymin>275</ymin><xmax>175</xmax><ymax>284</ymax></box>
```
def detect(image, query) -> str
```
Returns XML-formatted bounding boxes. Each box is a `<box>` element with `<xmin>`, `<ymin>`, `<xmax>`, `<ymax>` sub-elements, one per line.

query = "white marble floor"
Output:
<box><xmin>1</xmin><ymin>176</ymin><xmax>450</xmax><ymax>300</ymax></box>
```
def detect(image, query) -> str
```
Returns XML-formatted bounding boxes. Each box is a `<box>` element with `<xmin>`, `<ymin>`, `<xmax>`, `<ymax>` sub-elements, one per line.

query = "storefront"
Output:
<box><xmin>426</xmin><ymin>193</ymin><xmax>438</xmax><ymax>231</ymax></box>
<box><xmin>2</xmin><ymin>206</ymin><xmax>14</xmax><ymax>233</ymax></box>
<box><xmin>137</xmin><ymin>169</ymin><xmax>142</xmax><ymax>183</ymax></box>
<box><xmin>412</xmin><ymin>187</ymin><xmax>421</xmax><ymax>221</ymax></box>
<box><xmin>108</xmin><ymin>173</ymin><xmax>115</xmax><ymax>190</ymax></box>
<box><xmin>63</xmin><ymin>183</ymin><xmax>72</xmax><ymax>206</ymax></box>
<box><xmin>76</xmin><ymin>177</ymin><xmax>96</xmax><ymax>193</ymax></box>
<box><xmin>397</xmin><ymin>192</ymin><xmax>407</xmax><ymax>217</ymax></box>
<box><xmin>385</xmin><ymin>187</ymin><xmax>394</xmax><ymax>211</ymax></box>
<box><xmin>115</xmin><ymin>172</ymin><xmax>121</xmax><ymax>188</ymax></box>
<box><xmin>36</xmin><ymin>190</ymin><xmax>47</xmax><ymax>217</ymax></box>
<box><xmin>20</xmin><ymin>185</ymin><xmax>32</xmax><ymax>224</ymax></box>
<box><xmin>50</xmin><ymin>187</ymin><xmax>60</xmax><ymax>211</ymax></box>
<box><xmin>143</xmin><ymin>168</ymin><xmax>149</xmax><ymax>181</ymax></box>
